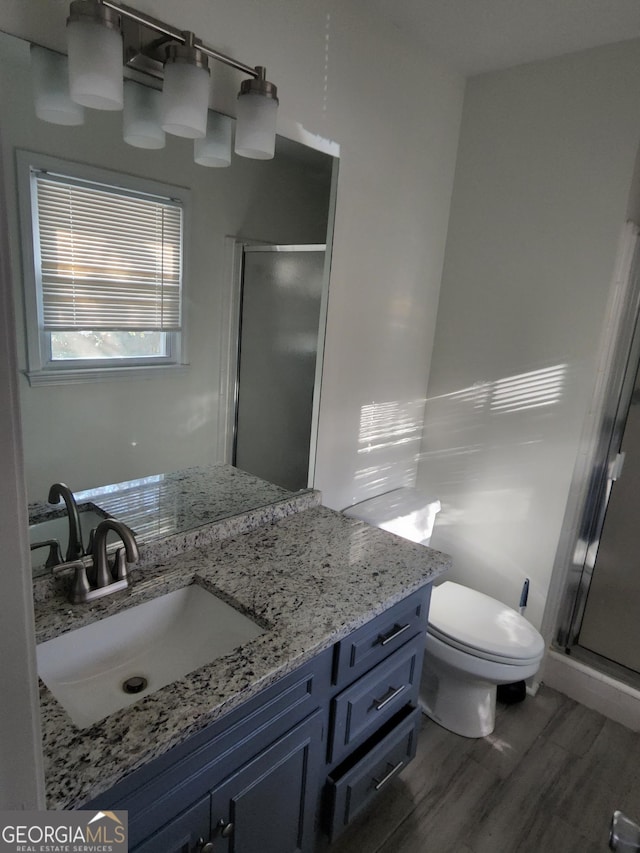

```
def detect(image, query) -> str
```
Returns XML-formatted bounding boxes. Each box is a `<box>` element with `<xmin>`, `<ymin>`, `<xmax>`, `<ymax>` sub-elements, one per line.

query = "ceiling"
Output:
<box><xmin>366</xmin><ymin>0</ymin><xmax>640</xmax><ymax>76</ymax></box>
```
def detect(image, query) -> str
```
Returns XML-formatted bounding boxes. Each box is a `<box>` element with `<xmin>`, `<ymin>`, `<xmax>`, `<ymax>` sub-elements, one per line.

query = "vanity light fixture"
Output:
<box><xmin>67</xmin><ymin>0</ymin><xmax>124</xmax><ymax>110</ymax></box>
<box><xmin>235</xmin><ymin>67</ymin><xmax>279</xmax><ymax>159</ymax></box>
<box><xmin>161</xmin><ymin>36</ymin><xmax>210</xmax><ymax>139</ymax></box>
<box><xmin>123</xmin><ymin>80</ymin><xmax>165</xmax><ymax>148</ymax></box>
<box><xmin>194</xmin><ymin>111</ymin><xmax>233</xmax><ymax>168</ymax></box>
<box><xmin>30</xmin><ymin>45</ymin><xmax>85</xmax><ymax>126</ymax></box>
<box><xmin>58</xmin><ymin>0</ymin><xmax>279</xmax><ymax>161</ymax></box>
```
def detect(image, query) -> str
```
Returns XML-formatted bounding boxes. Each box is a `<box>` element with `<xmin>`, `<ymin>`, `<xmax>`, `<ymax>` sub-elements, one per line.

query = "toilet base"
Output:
<box><xmin>420</xmin><ymin>658</ymin><xmax>497</xmax><ymax>738</ymax></box>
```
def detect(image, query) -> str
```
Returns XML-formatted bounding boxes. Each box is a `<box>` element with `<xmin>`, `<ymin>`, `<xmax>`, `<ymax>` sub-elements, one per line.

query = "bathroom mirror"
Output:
<box><xmin>0</xmin><ymin>30</ymin><xmax>336</xmax><ymax>529</ymax></box>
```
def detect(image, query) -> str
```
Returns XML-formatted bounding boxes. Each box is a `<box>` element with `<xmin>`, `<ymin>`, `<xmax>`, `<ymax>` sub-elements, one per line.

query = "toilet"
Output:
<box><xmin>423</xmin><ymin>580</ymin><xmax>544</xmax><ymax>737</ymax></box>
<box><xmin>343</xmin><ymin>488</ymin><xmax>546</xmax><ymax>738</ymax></box>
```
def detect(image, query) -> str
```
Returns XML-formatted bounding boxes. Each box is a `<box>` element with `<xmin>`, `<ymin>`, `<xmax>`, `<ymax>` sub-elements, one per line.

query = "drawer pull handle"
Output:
<box><xmin>373</xmin><ymin>760</ymin><xmax>405</xmax><ymax>791</ymax></box>
<box><xmin>378</xmin><ymin>623</ymin><xmax>411</xmax><ymax>646</ymax></box>
<box><xmin>216</xmin><ymin>819</ymin><xmax>234</xmax><ymax>838</ymax></box>
<box><xmin>374</xmin><ymin>684</ymin><xmax>405</xmax><ymax>711</ymax></box>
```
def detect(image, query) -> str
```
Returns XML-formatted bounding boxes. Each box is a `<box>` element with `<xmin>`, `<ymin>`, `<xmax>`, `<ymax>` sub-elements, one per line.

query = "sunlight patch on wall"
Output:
<box><xmin>427</xmin><ymin>364</ymin><xmax>567</xmax><ymax>416</ymax></box>
<box><xmin>351</xmin><ymin>398</ymin><xmax>425</xmax><ymax>499</ymax></box>
<box><xmin>490</xmin><ymin>364</ymin><xmax>566</xmax><ymax>413</ymax></box>
<box><xmin>358</xmin><ymin>399</ymin><xmax>424</xmax><ymax>454</ymax></box>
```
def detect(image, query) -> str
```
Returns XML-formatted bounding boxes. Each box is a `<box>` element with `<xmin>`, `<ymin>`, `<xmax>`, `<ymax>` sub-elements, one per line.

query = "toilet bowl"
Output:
<box><xmin>343</xmin><ymin>488</ymin><xmax>546</xmax><ymax>739</ymax></box>
<box><xmin>422</xmin><ymin>581</ymin><xmax>545</xmax><ymax>737</ymax></box>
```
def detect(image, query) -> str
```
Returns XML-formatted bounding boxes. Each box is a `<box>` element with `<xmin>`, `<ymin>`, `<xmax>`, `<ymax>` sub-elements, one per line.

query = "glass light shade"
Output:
<box><xmin>67</xmin><ymin>17</ymin><xmax>123</xmax><ymax>110</ymax></box>
<box><xmin>161</xmin><ymin>61</ymin><xmax>210</xmax><ymax>139</ymax></box>
<box><xmin>234</xmin><ymin>92</ymin><xmax>278</xmax><ymax>160</ymax></box>
<box><xmin>194</xmin><ymin>111</ymin><xmax>232</xmax><ymax>167</ymax></box>
<box><xmin>123</xmin><ymin>81</ymin><xmax>165</xmax><ymax>149</ymax></box>
<box><xmin>30</xmin><ymin>45</ymin><xmax>84</xmax><ymax>126</ymax></box>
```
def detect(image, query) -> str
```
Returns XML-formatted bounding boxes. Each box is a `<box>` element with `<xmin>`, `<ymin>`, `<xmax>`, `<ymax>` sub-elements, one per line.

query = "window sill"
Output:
<box><xmin>24</xmin><ymin>363</ymin><xmax>190</xmax><ymax>387</ymax></box>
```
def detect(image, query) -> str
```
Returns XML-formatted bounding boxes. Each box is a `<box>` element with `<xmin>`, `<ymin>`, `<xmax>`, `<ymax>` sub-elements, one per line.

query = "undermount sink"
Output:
<box><xmin>29</xmin><ymin>506</ymin><xmax>109</xmax><ymax>573</ymax></box>
<box><xmin>36</xmin><ymin>584</ymin><xmax>265</xmax><ymax>728</ymax></box>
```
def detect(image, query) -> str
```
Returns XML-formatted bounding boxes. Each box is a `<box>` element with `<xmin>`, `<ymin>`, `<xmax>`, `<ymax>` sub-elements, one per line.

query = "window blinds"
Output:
<box><xmin>33</xmin><ymin>172</ymin><xmax>183</xmax><ymax>331</ymax></box>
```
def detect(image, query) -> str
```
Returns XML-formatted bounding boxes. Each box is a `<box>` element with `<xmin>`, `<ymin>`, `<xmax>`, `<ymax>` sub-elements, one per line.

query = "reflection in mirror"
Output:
<box><xmin>28</xmin><ymin>463</ymin><xmax>312</xmax><ymax>578</ymax></box>
<box><xmin>0</xmin><ymin>30</ymin><xmax>336</xmax><ymax>538</ymax></box>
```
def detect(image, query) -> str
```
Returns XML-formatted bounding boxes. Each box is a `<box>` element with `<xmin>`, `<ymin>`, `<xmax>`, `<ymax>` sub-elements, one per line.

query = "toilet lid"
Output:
<box><xmin>428</xmin><ymin>582</ymin><xmax>545</xmax><ymax>664</ymax></box>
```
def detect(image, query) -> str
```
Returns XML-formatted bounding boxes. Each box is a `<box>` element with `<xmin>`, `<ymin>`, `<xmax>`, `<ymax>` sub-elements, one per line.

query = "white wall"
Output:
<box><xmin>417</xmin><ymin>39</ymin><xmax>640</xmax><ymax>631</ymax></box>
<box><xmin>0</xmin><ymin>0</ymin><xmax>465</xmax><ymax>804</ymax></box>
<box><xmin>0</xmin><ymin>33</ymin><xmax>330</xmax><ymax>503</ymax></box>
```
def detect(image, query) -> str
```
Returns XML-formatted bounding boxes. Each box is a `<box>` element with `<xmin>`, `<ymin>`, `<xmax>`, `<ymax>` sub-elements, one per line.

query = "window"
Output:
<box><xmin>18</xmin><ymin>152</ymin><xmax>188</xmax><ymax>384</ymax></box>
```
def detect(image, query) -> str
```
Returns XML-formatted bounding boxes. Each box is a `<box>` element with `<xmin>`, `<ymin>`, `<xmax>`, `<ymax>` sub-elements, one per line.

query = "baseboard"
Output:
<box><xmin>542</xmin><ymin>649</ymin><xmax>640</xmax><ymax>731</ymax></box>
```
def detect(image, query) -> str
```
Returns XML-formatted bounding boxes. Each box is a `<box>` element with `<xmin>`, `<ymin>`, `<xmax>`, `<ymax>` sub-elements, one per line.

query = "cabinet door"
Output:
<box><xmin>131</xmin><ymin>796</ymin><xmax>210</xmax><ymax>853</ymax></box>
<box><xmin>209</xmin><ymin>711</ymin><xmax>323</xmax><ymax>853</ymax></box>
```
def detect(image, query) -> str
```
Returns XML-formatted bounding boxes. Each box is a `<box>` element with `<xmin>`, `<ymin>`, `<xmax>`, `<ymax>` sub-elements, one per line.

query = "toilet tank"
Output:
<box><xmin>343</xmin><ymin>488</ymin><xmax>441</xmax><ymax>546</ymax></box>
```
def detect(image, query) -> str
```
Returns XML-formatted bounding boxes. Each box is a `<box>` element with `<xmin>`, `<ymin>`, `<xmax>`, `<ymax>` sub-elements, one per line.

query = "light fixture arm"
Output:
<box><xmin>99</xmin><ymin>0</ymin><xmax>261</xmax><ymax>78</ymax></box>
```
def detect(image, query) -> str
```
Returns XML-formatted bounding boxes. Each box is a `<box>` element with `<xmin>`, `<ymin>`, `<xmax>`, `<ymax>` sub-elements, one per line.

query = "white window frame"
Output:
<box><xmin>17</xmin><ymin>151</ymin><xmax>190</xmax><ymax>386</ymax></box>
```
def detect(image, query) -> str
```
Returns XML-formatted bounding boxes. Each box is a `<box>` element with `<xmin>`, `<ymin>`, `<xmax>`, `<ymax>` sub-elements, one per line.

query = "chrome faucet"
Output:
<box><xmin>48</xmin><ymin>482</ymin><xmax>84</xmax><ymax>561</ymax></box>
<box><xmin>53</xmin><ymin>518</ymin><xmax>139</xmax><ymax>604</ymax></box>
<box><xmin>91</xmin><ymin>518</ymin><xmax>139</xmax><ymax>589</ymax></box>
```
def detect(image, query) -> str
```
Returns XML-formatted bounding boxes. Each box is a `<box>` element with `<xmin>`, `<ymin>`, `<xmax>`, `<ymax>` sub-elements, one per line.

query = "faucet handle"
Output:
<box><xmin>85</xmin><ymin>527</ymin><xmax>96</xmax><ymax>556</ymax></box>
<box><xmin>52</xmin><ymin>559</ymin><xmax>91</xmax><ymax>604</ymax></box>
<box><xmin>70</xmin><ymin>562</ymin><xmax>92</xmax><ymax>604</ymax></box>
<box><xmin>113</xmin><ymin>547</ymin><xmax>128</xmax><ymax>582</ymax></box>
<box><xmin>31</xmin><ymin>539</ymin><xmax>63</xmax><ymax>569</ymax></box>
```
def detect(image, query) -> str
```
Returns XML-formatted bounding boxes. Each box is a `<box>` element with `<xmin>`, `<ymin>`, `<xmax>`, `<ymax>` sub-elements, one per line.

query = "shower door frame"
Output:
<box><xmin>552</xmin><ymin>222</ymin><xmax>640</xmax><ymax>675</ymax></box>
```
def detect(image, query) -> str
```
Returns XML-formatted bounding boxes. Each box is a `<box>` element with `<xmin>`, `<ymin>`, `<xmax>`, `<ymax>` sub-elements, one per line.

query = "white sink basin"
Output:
<box><xmin>36</xmin><ymin>585</ymin><xmax>265</xmax><ymax>728</ymax></box>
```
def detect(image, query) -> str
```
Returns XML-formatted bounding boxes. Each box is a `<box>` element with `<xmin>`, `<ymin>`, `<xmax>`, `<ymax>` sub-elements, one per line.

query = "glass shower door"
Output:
<box><xmin>233</xmin><ymin>245</ymin><xmax>326</xmax><ymax>492</ymax></box>
<box><xmin>578</xmin><ymin>365</ymin><xmax>640</xmax><ymax>673</ymax></box>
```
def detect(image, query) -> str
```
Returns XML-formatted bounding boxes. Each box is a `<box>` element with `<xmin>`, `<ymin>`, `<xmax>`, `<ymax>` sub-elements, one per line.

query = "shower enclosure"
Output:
<box><xmin>557</xmin><ymin>223</ymin><xmax>640</xmax><ymax>686</ymax></box>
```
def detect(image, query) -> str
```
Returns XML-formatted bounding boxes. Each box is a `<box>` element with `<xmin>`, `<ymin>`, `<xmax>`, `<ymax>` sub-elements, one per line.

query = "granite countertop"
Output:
<box><xmin>30</xmin><ymin>464</ymin><xmax>321</xmax><ymax>584</ymax></box>
<box><xmin>34</xmin><ymin>505</ymin><xmax>451</xmax><ymax>810</ymax></box>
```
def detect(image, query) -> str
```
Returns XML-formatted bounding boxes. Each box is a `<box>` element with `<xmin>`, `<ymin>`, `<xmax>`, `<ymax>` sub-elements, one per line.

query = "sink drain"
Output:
<box><xmin>122</xmin><ymin>676</ymin><xmax>148</xmax><ymax>694</ymax></box>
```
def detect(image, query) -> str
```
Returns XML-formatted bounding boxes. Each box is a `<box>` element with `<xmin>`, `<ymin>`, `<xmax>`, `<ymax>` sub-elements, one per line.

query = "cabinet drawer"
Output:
<box><xmin>326</xmin><ymin>706</ymin><xmax>421</xmax><ymax>841</ymax></box>
<box><xmin>333</xmin><ymin>587</ymin><xmax>430</xmax><ymax>687</ymax></box>
<box><xmin>329</xmin><ymin>635</ymin><xmax>423</xmax><ymax>764</ymax></box>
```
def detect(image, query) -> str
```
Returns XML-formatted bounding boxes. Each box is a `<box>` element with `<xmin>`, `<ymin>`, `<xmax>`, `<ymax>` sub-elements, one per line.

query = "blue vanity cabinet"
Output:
<box><xmin>88</xmin><ymin>649</ymin><xmax>333</xmax><ymax>853</ymax></box>
<box><xmin>84</xmin><ymin>585</ymin><xmax>433</xmax><ymax>852</ymax></box>
<box><xmin>322</xmin><ymin>587</ymin><xmax>431</xmax><ymax>842</ymax></box>
<box><xmin>132</xmin><ymin>712</ymin><xmax>323</xmax><ymax>853</ymax></box>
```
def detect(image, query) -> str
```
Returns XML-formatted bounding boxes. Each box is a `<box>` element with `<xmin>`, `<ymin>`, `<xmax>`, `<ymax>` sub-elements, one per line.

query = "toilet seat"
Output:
<box><xmin>427</xmin><ymin>581</ymin><xmax>545</xmax><ymax>666</ymax></box>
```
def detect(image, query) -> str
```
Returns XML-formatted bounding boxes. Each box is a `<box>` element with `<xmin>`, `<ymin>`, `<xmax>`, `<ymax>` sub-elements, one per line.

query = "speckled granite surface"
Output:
<box><xmin>34</xmin><ymin>505</ymin><xmax>450</xmax><ymax>810</ymax></box>
<box><xmin>30</xmin><ymin>464</ymin><xmax>319</xmax><ymax>580</ymax></box>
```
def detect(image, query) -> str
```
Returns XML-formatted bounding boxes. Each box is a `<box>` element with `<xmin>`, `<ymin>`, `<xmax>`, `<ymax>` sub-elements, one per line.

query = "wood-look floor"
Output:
<box><xmin>326</xmin><ymin>687</ymin><xmax>640</xmax><ymax>853</ymax></box>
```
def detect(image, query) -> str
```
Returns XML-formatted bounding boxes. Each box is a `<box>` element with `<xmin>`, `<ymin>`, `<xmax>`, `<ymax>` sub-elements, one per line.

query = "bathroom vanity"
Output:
<box><xmin>33</xmin><ymin>483</ymin><xmax>450</xmax><ymax>851</ymax></box>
